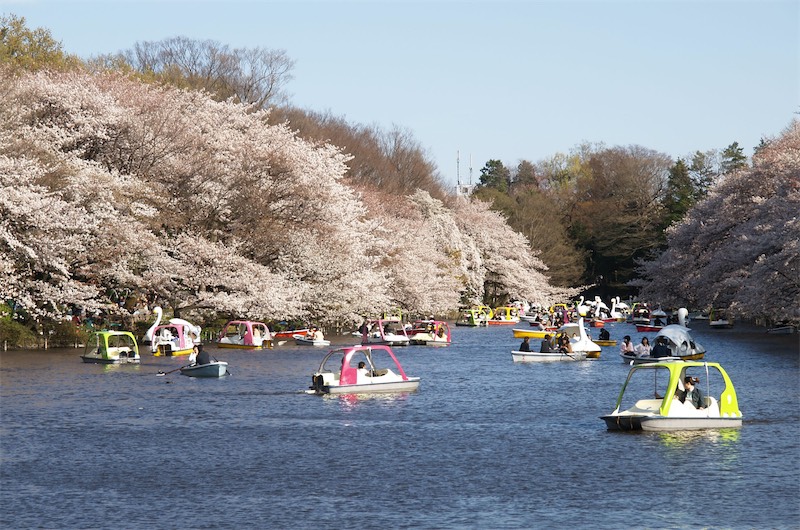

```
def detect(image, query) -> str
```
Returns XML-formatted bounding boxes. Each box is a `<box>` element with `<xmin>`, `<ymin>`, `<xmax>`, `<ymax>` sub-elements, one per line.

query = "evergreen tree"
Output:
<box><xmin>662</xmin><ymin>159</ymin><xmax>695</xmax><ymax>229</ymax></box>
<box><xmin>477</xmin><ymin>159</ymin><xmax>510</xmax><ymax>193</ymax></box>
<box><xmin>721</xmin><ymin>141</ymin><xmax>748</xmax><ymax>174</ymax></box>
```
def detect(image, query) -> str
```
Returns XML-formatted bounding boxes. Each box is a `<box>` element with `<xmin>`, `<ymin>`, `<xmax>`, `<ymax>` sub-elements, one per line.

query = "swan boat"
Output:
<box><xmin>80</xmin><ymin>330</ymin><xmax>140</xmax><ymax>364</ymax></box>
<box><xmin>556</xmin><ymin>318</ymin><xmax>602</xmax><ymax>359</ymax></box>
<box><xmin>405</xmin><ymin>320</ymin><xmax>452</xmax><ymax>346</ymax></box>
<box><xmin>308</xmin><ymin>345</ymin><xmax>420</xmax><ymax>395</ymax></box>
<box><xmin>216</xmin><ymin>320</ymin><xmax>272</xmax><ymax>349</ymax></box>
<box><xmin>361</xmin><ymin>318</ymin><xmax>410</xmax><ymax>346</ymax></box>
<box><xmin>180</xmin><ymin>361</ymin><xmax>229</xmax><ymax>378</ymax></box>
<box><xmin>145</xmin><ymin>307</ymin><xmax>202</xmax><ymax>356</ymax></box>
<box><xmin>601</xmin><ymin>361</ymin><xmax>743</xmax><ymax>431</ymax></box>
<box><xmin>620</xmin><ymin>312</ymin><xmax>705</xmax><ymax>364</ymax></box>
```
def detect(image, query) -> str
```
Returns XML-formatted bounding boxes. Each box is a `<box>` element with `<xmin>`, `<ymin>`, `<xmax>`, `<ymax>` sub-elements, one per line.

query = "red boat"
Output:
<box><xmin>272</xmin><ymin>328</ymin><xmax>310</xmax><ymax>340</ymax></box>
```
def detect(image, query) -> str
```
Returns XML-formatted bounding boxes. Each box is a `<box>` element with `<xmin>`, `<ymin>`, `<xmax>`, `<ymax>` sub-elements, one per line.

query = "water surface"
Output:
<box><xmin>1</xmin><ymin>321</ymin><xmax>798</xmax><ymax>529</ymax></box>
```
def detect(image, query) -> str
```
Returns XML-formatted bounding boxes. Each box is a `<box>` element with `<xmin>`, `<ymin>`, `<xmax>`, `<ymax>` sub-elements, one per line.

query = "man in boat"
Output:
<box><xmin>599</xmin><ymin>328</ymin><xmax>610</xmax><ymax>341</ymax></box>
<box><xmin>651</xmin><ymin>337</ymin><xmax>670</xmax><ymax>358</ymax></box>
<box><xmin>194</xmin><ymin>345</ymin><xmax>211</xmax><ymax>366</ymax></box>
<box><xmin>540</xmin><ymin>335</ymin><xmax>553</xmax><ymax>353</ymax></box>
<box><xmin>519</xmin><ymin>337</ymin><xmax>531</xmax><ymax>352</ymax></box>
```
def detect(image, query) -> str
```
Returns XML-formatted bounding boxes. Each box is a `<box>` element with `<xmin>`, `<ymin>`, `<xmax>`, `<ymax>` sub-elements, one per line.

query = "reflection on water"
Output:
<box><xmin>656</xmin><ymin>427</ymin><xmax>742</xmax><ymax>448</ymax></box>
<box><xmin>321</xmin><ymin>391</ymin><xmax>415</xmax><ymax>409</ymax></box>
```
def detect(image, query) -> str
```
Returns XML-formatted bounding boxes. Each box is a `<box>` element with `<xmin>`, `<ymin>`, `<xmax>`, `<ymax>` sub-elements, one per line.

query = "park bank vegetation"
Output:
<box><xmin>1</xmin><ymin>14</ymin><xmax>797</xmax><ymax>345</ymax></box>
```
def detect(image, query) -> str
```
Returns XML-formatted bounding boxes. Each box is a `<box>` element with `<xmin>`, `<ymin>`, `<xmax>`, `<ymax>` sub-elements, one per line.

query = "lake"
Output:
<box><xmin>1</xmin><ymin>321</ymin><xmax>798</xmax><ymax>529</ymax></box>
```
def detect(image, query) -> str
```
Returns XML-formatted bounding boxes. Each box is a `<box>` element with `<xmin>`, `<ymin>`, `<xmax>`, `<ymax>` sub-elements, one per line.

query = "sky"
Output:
<box><xmin>4</xmin><ymin>0</ymin><xmax>798</xmax><ymax>188</ymax></box>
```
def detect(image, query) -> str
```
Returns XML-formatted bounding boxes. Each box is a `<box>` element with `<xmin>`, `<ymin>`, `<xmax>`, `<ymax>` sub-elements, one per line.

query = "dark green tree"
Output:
<box><xmin>721</xmin><ymin>141</ymin><xmax>748</xmax><ymax>174</ymax></box>
<box><xmin>689</xmin><ymin>150</ymin><xmax>717</xmax><ymax>198</ymax></box>
<box><xmin>661</xmin><ymin>159</ymin><xmax>696</xmax><ymax>230</ymax></box>
<box><xmin>512</xmin><ymin>160</ymin><xmax>537</xmax><ymax>188</ymax></box>
<box><xmin>477</xmin><ymin>159</ymin><xmax>510</xmax><ymax>193</ymax></box>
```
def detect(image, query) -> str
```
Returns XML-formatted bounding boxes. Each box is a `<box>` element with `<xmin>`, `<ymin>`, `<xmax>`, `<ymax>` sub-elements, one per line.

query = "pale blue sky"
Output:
<box><xmin>5</xmin><ymin>0</ymin><xmax>799</xmax><ymax>187</ymax></box>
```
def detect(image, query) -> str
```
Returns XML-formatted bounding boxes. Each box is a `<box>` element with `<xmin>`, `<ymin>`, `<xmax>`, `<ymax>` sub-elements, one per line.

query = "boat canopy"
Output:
<box><xmin>317</xmin><ymin>345</ymin><xmax>411</xmax><ymax>386</ymax></box>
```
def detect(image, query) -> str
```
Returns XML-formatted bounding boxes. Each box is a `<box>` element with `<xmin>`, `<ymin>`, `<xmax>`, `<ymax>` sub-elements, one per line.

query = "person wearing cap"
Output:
<box><xmin>620</xmin><ymin>335</ymin><xmax>635</xmax><ymax>355</ymax></box>
<box><xmin>680</xmin><ymin>376</ymin><xmax>705</xmax><ymax>409</ymax></box>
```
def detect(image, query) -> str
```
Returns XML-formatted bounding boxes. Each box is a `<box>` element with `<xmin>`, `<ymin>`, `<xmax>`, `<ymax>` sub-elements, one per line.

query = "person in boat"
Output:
<box><xmin>540</xmin><ymin>335</ymin><xmax>553</xmax><ymax>353</ymax></box>
<box><xmin>357</xmin><ymin>361</ymin><xmax>370</xmax><ymax>378</ymax></box>
<box><xmin>651</xmin><ymin>336</ymin><xmax>671</xmax><ymax>358</ymax></box>
<box><xmin>313</xmin><ymin>327</ymin><xmax>325</xmax><ymax>341</ymax></box>
<box><xmin>190</xmin><ymin>344</ymin><xmax>211</xmax><ymax>365</ymax></box>
<box><xmin>679</xmin><ymin>376</ymin><xmax>705</xmax><ymax>409</ymax></box>
<box><xmin>635</xmin><ymin>337</ymin><xmax>651</xmax><ymax>357</ymax></box>
<box><xmin>620</xmin><ymin>336</ymin><xmax>635</xmax><ymax>356</ymax></box>
<box><xmin>653</xmin><ymin>316</ymin><xmax>665</xmax><ymax>326</ymax></box>
<box><xmin>599</xmin><ymin>328</ymin><xmax>610</xmax><ymax>341</ymax></box>
<box><xmin>519</xmin><ymin>337</ymin><xmax>531</xmax><ymax>352</ymax></box>
<box><xmin>558</xmin><ymin>335</ymin><xmax>572</xmax><ymax>354</ymax></box>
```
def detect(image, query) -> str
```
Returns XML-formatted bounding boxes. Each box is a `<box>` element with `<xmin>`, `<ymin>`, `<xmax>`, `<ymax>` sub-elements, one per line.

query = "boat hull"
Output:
<box><xmin>511</xmin><ymin>350</ymin><xmax>587</xmax><ymax>362</ymax></box>
<box><xmin>80</xmin><ymin>355</ymin><xmax>140</xmax><ymax>364</ymax></box>
<box><xmin>512</xmin><ymin>328</ymin><xmax>549</xmax><ymax>339</ymax></box>
<box><xmin>635</xmin><ymin>325</ymin><xmax>664</xmax><ymax>332</ymax></box>
<box><xmin>602</xmin><ymin>414</ymin><xmax>743</xmax><ymax>432</ymax></box>
<box><xmin>216</xmin><ymin>342</ymin><xmax>268</xmax><ymax>350</ymax></box>
<box><xmin>593</xmin><ymin>340</ymin><xmax>617</xmax><ymax>347</ymax></box>
<box><xmin>153</xmin><ymin>345</ymin><xmax>194</xmax><ymax>357</ymax></box>
<box><xmin>180</xmin><ymin>362</ymin><xmax>228</xmax><ymax>378</ymax></box>
<box><xmin>318</xmin><ymin>378</ymin><xmax>421</xmax><ymax>394</ymax></box>
<box><xmin>293</xmin><ymin>335</ymin><xmax>331</xmax><ymax>347</ymax></box>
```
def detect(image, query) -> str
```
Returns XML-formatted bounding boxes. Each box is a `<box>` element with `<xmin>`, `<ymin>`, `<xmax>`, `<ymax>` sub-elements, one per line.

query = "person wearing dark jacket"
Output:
<box><xmin>651</xmin><ymin>337</ymin><xmax>671</xmax><ymax>358</ymax></box>
<box><xmin>194</xmin><ymin>345</ymin><xmax>211</xmax><ymax>365</ymax></box>
<box><xmin>540</xmin><ymin>335</ymin><xmax>553</xmax><ymax>353</ymax></box>
<box><xmin>680</xmin><ymin>376</ymin><xmax>704</xmax><ymax>409</ymax></box>
<box><xmin>519</xmin><ymin>337</ymin><xmax>531</xmax><ymax>352</ymax></box>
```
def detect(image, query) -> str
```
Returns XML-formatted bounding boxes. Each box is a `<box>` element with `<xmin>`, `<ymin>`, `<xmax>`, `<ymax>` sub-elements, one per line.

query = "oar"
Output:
<box><xmin>157</xmin><ymin>365</ymin><xmax>187</xmax><ymax>376</ymax></box>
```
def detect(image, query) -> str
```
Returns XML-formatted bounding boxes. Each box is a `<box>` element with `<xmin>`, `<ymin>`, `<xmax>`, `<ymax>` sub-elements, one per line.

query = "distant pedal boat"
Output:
<box><xmin>80</xmin><ymin>330</ymin><xmax>140</xmax><ymax>364</ymax></box>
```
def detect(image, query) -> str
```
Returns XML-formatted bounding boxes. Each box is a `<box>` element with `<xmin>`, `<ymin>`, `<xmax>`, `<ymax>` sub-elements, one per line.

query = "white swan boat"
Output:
<box><xmin>308</xmin><ymin>345</ymin><xmax>420</xmax><ymax>394</ymax></box>
<box><xmin>601</xmin><ymin>361</ymin><xmax>743</xmax><ymax>431</ymax></box>
<box><xmin>556</xmin><ymin>318</ymin><xmax>602</xmax><ymax>359</ymax></box>
<box><xmin>145</xmin><ymin>306</ymin><xmax>202</xmax><ymax>356</ymax></box>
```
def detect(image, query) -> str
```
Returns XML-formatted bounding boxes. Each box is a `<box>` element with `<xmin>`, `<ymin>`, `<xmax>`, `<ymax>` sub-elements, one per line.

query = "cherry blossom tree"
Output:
<box><xmin>637</xmin><ymin>119</ymin><xmax>799</xmax><ymax>323</ymax></box>
<box><xmin>1</xmin><ymin>66</ymin><xmax>580</xmax><ymax>334</ymax></box>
